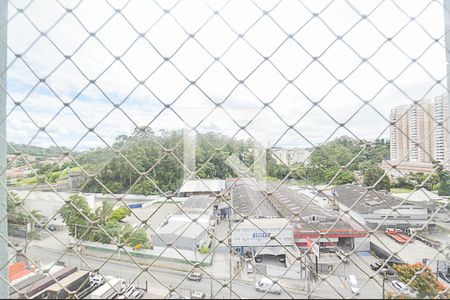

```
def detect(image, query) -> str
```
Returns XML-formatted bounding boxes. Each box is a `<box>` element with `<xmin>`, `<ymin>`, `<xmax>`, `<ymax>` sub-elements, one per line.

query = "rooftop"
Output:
<box><xmin>176</xmin><ymin>196</ymin><xmax>215</xmax><ymax>216</ymax></box>
<box><xmin>178</xmin><ymin>179</ymin><xmax>225</xmax><ymax>194</ymax></box>
<box><xmin>156</xmin><ymin>214</ymin><xmax>209</xmax><ymax>239</ymax></box>
<box><xmin>332</xmin><ymin>184</ymin><xmax>426</xmax><ymax>214</ymax></box>
<box><xmin>231</xmin><ymin>179</ymin><xmax>280</xmax><ymax>218</ymax></box>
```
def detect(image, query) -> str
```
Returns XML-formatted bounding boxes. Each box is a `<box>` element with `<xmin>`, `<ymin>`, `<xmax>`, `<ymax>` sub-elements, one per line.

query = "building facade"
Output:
<box><xmin>271</xmin><ymin>147</ymin><xmax>311</xmax><ymax>166</ymax></box>
<box><xmin>390</xmin><ymin>95</ymin><xmax>449</xmax><ymax>164</ymax></box>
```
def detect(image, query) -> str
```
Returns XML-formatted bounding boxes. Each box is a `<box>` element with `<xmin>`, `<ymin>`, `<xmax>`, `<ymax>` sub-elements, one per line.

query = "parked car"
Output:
<box><xmin>255</xmin><ymin>256</ymin><xmax>263</xmax><ymax>263</ymax></box>
<box><xmin>187</xmin><ymin>272</ymin><xmax>203</xmax><ymax>282</ymax></box>
<box><xmin>278</xmin><ymin>255</ymin><xmax>286</xmax><ymax>263</ymax></box>
<box><xmin>191</xmin><ymin>290</ymin><xmax>206</xmax><ymax>299</ymax></box>
<box><xmin>247</xmin><ymin>263</ymin><xmax>254</xmax><ymax>274</ymax></box>
<box><xmin>439</xmin><ymin>272</ymin><xmax>450</xmax><ymax>283</ymax></box>
<box><xmin>90</xmin><ymin>274</ymin><xmax>105</xmax><ymax>286</ymax></box>
<box><xmin>336</xmin><ymin>250</ymin><xmax>349</xmax><ymax>263</ymax></box>
<box><xmin>255</xmin><ymin>278</ymin><xmax>282</xmax><ymax>295</ymax></box>
<box><xmin>347</xmin><ymin>275</ymin><xmax>360</xmax><ymax>295</ymax></box>
<box><xmin>392</xmin><ymin>280</ymin><xmax>414</xmax><ymax>295</ymax></box>
<box><xmin>370</xmin><ymin>262</ymin><xmax>382</xmax><ymax>271</ymax></box>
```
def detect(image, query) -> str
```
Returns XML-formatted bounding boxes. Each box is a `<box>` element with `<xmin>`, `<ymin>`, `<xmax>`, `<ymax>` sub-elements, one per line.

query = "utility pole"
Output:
<box><xmin>228</xmin><ymin>217</ymin><xmax>232</xmax><ymax>299</ymax></box>
<box><xmin>0</xmin><ymin>1</ymin><xmax>8</xmax><ymax>298</ymax></box>
<box><xmin>210</xmin><ymin>275</ymin><xmax>213</xmax><ymax>299</ymax></box>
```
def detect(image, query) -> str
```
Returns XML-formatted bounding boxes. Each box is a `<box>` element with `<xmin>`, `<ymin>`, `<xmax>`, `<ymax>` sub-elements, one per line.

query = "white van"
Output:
<box><xmin>247</xmin><ymin>263</ymin><xmax>254</xmax><ymax>274</ymax></box>
<box><xmin>347</xmin><ymin>275</ymin><xmax>360</xmax><ymax>295</ymax></box>
<box><xmin>255</xmin><ymin>278</ymin><xmax>281</xmax><ymax>295</ymax></box>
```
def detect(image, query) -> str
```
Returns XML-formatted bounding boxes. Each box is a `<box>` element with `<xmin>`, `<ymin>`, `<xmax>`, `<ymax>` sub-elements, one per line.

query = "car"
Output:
<box><xmin>247</xmin><ymin>263</ymin><xmax>254</xmax><ymax>274</ymax></box>
<box><xmin>90</xmin><ymin>274</ymin><xmax>105</xmax><ymax>286</ymax></box>
<box><xmin>392</xmin><ymin>280</ymin><xmax>413</xmax><ymax>294</ymax></box>
<box><xmin>255</xmin><ymin>278</ymin><xmax>282</xmax><ymax>295</ymax></box>
<box><xmin>381</xmin><ymin>267</ymin><xmax>396</xmax><ymax>276</ymax></box>
<box><xmin>439</xmin><ymin>272</ymin><xmax>450</xmax><ymax>283</ymax></box>
<box><xmin>48</xmin><ymin>224</ymin><xmax>57</xmax><ymax>231</ymax></box>
<box><xmin>187</xmin><ymin>272</ymin><xmax>203</xmax><ymax>282</ymax></box>
<box><xmin>278</xmin><ymin>256</ymin><xmax>286</xmax><ymax>263</ymax></box>
<box><xmin>336</xmin><ymin>251</ymin><xmax>349</xmax><ymax>263</ymax></box>
<box><xmin>191</xmin><ymin>290</ymin><xmax>206</xmax><ymax>299</ymax></box>
<box><xmin>370</xmin><ymin>262</ymin><xmax>382</xmax><ymax>271</ymax></box>
<box><xmin>255</xmin><ymin>256</ymin><xmax>263</xmax><ymax>263</ymax></box>
<box><xmin>347</xmin><ymin>275</ymin><xmax>360</xmax><ymax>295</ymax></box>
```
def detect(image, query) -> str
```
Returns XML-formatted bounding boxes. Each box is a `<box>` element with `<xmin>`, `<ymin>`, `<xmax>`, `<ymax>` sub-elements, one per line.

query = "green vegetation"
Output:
<box><xmin>10</xmin><ymin>133</ymin><xmax>391</xmax><ymax>191</ymax></box>
<box><xmin>390</xmin><ymin>188</ymin><xmax>414</xmax><ymax>194</ymax></box>
<box><xmin>8</xmin><ymin>143</ymin><xmax>70</xmax><ymax>157</ymax></box>
<box><xmin>14</xmin><ymin>166</ymin><xmax>82</xmax><ymax>186</ymax></box>
<box><xmin>390</xmin><ymin>160</ymin><xmax>450</xmax><ymax>196</ymax></box>
<box><xmin>393</xmin><ymin>263</ymin><xmax>448</xmax><ymax>298</ymax></box>
<box><xmin>199</xmin><ymin>237</ymin><xmax>212</xmax><ymax>254</ymax></box>
<box><xmin>363</xmin><ymin>166</ymin><xmax>391</xmax><ymax>191</ymax></box>
<box><xmin>60</xmin><ymin>195</ymin><xmax>150</xmax><ymax>249</ymax></box>
<box><xmin>75</xmin><ymin>133</ymin><xmax>390</xmax><ymax>193</ymax></box>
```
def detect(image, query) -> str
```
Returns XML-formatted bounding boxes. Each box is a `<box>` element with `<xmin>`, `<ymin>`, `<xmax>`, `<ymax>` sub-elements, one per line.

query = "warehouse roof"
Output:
<box><xmin>231</xmin><ymin>179</ymin><xmax>280</xmax><ymax>218</ymax></box>
<box><xmin>176</xmin><ymin>196</ymin><xmax>215</xmax><ymax>216</ymax></box>
<box><xmin>156</xmin><ymin>214</ymin><xmax>209</xmax><ymax>239</ymax></box>
<box><xmin>266</xmin><ymin>182</ymin><xmax>340</xmax><ymax>220</ymax></box>
<box><xmin>332</xmin><ymin>184</ymin><xmax>421</xmax><ymax>214</ymax></box>
<box><xmin>179</xmin><ymin>179</ymin><xmax>225</xmax><ymax>193</ymax></box>
<box><xmin>393</xmin><ymin>188</ymin><xmax>444</xmax><ymax>203</ymax></box>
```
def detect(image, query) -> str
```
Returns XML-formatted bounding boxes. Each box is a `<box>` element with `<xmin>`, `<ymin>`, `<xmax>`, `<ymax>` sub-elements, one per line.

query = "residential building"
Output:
<box><xmin>389</xmin><ymin>95</ymin><xmax>449</xmax><ymax>164</ymax></box>
<box><xmin>271</xmin><ymin>147</ymin><xmax>311</xmax><ymax>166</ymax></box>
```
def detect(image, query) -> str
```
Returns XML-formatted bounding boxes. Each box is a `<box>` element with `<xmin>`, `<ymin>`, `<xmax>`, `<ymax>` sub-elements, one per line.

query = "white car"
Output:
<box><xmin>255</xmin><ymin>278</ymin><xmax>282</xmax><ymax>295</ymax></box>
<box><xmin>247</xmin><ymin>263</ymin><xmax>254</xmax><ymax>274</ymax></box>
<box><xmin>191</xmin><ymin>290</ymin><xmax>206</xmax><ymax>299</ymax></box>
<box><xmin>347</xmin><ymin>275</ymin><xmax>360</xmax><ymax>295</ymax></box>
<box><xmin>392</xmin><ymin>280</ymin><xmax>414</xmax><ymax>294</ymax></box>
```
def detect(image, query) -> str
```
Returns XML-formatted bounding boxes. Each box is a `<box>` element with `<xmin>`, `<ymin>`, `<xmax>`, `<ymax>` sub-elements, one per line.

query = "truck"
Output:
<box><xmin>385</xmin><ymin>228</ymin><xmax>413</xmax><ymax>244</ymax></box>
<box><xmin>25</xmin><ymin>266</ymin><xmax>77</xmax><ymax>298</ymax></box>
<box><xmin>86</xmin><ymin>277</ymin><xmax>124</xmax><ymax>299</ymax></box>
<box><xmin>9</xmin><ymin>273</ymin><xmax>45</xmax><ymax>299</ymax></box>
<box><xmin>44</xmin><ymin>270</ymin><xmax>90</xmax><ymax>299</ymax></box>
<box><xmin>404</xmin><ymin>228</ymin><xmax>441</xmax><ymax>248</ymax></box>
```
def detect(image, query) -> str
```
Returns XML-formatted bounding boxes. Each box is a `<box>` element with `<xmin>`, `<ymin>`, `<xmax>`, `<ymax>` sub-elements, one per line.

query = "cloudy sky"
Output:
<box><xmin>3</xmin><ymin>0</ymin><xmax>447</xmax><ymax>151</ymax></box>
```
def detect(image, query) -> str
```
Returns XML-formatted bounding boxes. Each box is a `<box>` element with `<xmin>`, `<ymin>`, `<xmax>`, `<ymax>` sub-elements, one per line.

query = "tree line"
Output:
<box><xmin>71</xmin><ymin>130</ymin><xmax>390</xmax><ymax>194</ymax></box>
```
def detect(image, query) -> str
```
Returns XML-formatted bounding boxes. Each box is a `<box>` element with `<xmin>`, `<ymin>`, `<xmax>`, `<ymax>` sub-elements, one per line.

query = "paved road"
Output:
<box><xmin>18</xmin><ymin>245</ymin><xmax>311</xmax><ymax>299</ymax></box>
<box><xmin>9</xmin><ymin>240</ymin><xmax>390</xmax><ymax>299</ymax></box>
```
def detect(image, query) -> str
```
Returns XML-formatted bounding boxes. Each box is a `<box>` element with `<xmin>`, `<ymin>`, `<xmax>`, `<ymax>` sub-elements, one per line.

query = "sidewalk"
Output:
<box><xmin>29</xmin><ymin>229</ymin><xmax>72</xmax><ymax>251</ymax></box>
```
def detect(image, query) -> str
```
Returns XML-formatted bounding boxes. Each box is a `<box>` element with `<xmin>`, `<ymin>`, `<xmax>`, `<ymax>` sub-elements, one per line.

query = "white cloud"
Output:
<box><xmin>4</xmin><ymin>0</ymin><xmax>447</xmax><ymax>150</ymax></box>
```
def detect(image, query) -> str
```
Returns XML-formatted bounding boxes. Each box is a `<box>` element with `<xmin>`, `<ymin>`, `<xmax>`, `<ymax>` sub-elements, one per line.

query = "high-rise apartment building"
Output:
<box><xmin>389</xmin><ymin>95</ymin><xmax>449</xmax><ymax>164</ymax></box>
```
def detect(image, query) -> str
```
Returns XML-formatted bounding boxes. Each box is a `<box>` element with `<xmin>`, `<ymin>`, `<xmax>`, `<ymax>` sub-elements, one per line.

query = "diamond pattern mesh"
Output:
<box><xmin>0</xmin><ymin>0</ymin><xmax>449</xmax><ymax>299</ymax></box>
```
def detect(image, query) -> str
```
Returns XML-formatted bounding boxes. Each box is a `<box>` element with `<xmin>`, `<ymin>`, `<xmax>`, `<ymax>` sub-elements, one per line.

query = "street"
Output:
<box><xmin>18</xmin><ymin>244</ymin><xmax>311</xmax><ymax>299</ymax></box>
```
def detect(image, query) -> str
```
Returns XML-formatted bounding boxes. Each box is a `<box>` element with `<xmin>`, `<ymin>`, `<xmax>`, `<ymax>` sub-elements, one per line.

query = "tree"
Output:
<box><xmin>7</xmin><ymin>191</ymin><xmax>20</xmax><ymax>214</ymax></box>
<box><xmin>432</xmin><ymin>160</ymin><xmax>450</xmax><ymax>196</ymax></box>
<box><xmin>364</xmin><ymin>166</ymin><xmax>390</xmax><ymax>191</ymax></box>
<box><xmin>393</xmin><ymin>263</ymin><xmax>448</xmax><ymax>298</ymax></box>
<box><xmin>60</xmin><ymin>195</ymin><xmax>95</xmax><ymax>239</ymax></box>
<box><xmin>109</xmin><ymin>206</ymin><xmax>132</xmax><ymax>222</ymax></box>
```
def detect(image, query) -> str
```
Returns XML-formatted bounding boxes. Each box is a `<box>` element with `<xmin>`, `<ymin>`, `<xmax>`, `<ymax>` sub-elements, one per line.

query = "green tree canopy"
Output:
<box><xmin>364</xmin><ymin>166</ymin><xmax>390</xmax><ymax>191</ymax></box>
